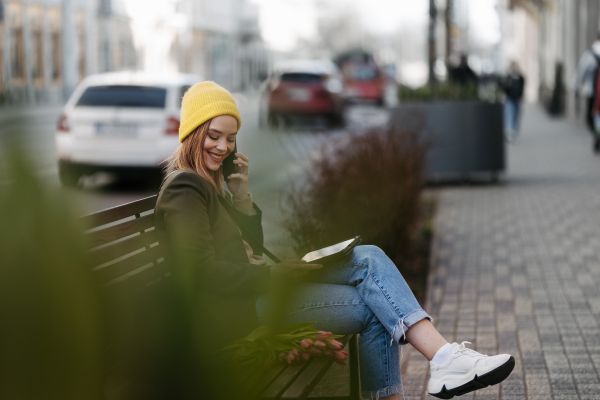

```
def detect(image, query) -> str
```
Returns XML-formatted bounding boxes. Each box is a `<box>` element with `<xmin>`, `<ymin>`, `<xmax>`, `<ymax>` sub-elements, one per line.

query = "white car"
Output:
<box><xmin>55</xmin><ymin>71</ymin><xmax>202</xmax><ymax>187</ymax></box>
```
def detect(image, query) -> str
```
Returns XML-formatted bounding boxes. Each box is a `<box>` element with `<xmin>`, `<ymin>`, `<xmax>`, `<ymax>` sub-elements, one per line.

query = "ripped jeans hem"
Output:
<box><xmin>361</xmin><ymin>382</ymin><xmax>403</xmax><ymax>399</ymax></box>
<box><xmin>391</xmin><ymin>308</ymin><xmax>432</xmax><ymax>345</ymax></box>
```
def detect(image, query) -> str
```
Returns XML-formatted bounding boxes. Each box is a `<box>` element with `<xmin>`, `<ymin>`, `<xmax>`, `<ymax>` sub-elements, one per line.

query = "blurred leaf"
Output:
<box><xmin>275</xmin><ymin>321</ymin><xmax>316</xmax><ymax>334</ymax></box>
<box><xmin>0</xmin><ymin>145</ymin><xmax>105</xmax><ymax>400</ymax></box>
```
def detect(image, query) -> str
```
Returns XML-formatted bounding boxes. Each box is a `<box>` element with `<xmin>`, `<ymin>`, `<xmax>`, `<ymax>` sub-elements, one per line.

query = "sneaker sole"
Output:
<box><xmin>428</xmin><ymin>356</ymin><xmax>515</xmax><ymax>399</ymax></box>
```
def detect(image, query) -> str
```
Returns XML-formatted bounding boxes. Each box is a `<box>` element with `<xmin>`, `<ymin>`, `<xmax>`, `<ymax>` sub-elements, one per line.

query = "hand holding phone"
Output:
<box><xmin>223</xmin><ymin>145</ymin><xmax>251</xmax><ymax>200</ymax></box>
<box><xmin>223</xmin><ymin>144</ymin><xmax>238</xmax><ymax>182</ymax></box>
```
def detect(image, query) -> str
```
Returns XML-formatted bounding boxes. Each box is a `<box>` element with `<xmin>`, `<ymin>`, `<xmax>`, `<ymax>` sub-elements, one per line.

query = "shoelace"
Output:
<box><xmin>456</xmin><ymin>341</ymin><xmax>471</xmax><ymax>352</ymax></box>
<box><xmin>456</xmin><ymin>341</ymin><xmax>487</xmax><ymax>356</ymax></box>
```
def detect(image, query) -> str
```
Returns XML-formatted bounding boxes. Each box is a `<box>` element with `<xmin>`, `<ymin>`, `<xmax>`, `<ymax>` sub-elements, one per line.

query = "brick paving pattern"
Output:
<box><xmin>401</xmin><ymin>105</ymin><xmax>600</xmax><ymax>399</ymax></box>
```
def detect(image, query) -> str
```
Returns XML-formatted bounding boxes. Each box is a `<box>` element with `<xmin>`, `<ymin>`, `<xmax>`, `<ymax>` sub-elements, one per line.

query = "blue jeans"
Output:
<box><xmin>504</xmin><ymin>98</ymin><xmax>520</xmax><ymax>137</ymax></box>
<box><xmin>256</xmin><ymin>245</ymin><xmax>431</xmax><ymax>398</ymax></box>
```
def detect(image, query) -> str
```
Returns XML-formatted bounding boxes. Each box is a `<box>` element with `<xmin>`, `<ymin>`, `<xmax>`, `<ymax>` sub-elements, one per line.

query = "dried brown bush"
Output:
<box><xmin>284</xmin><ymin>126</ymin><xmax>428</xmax><ymax>264</ymax></box>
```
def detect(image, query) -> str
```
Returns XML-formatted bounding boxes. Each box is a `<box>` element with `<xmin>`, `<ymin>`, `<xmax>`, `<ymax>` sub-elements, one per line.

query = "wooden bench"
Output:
<box><xmin>81</xmin><ymin>195</ymin><xmax>360</xmax><ymax>400</ymax></box>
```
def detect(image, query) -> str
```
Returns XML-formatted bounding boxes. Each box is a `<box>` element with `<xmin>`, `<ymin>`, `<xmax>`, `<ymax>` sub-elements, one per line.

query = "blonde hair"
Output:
<box><xmin>164</xmin><ymin>119</ymin><xmax>226</xmax><ymax>195</ymax></box>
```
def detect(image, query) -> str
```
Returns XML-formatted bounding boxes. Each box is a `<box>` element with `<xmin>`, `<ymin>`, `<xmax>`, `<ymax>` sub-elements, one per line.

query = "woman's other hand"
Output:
<box><xmin>226</xmin><ymin>152</ymin><xmax>250</xmax><ymax>199</ymax></box>
<box><xmin>250</xmin><ymin>255</ymin><xmax>268</xmax><ymax>265</ymax></box>
<box><xmin>270</xmin><ymin>259</ymin><xmax>322</xmax><ymax>278</ymax></box>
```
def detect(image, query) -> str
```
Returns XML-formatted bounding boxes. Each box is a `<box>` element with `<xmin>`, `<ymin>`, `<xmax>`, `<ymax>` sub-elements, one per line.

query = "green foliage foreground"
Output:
<box><xmin>0</xmin><ymin>149</ymin><xmax>105</xmax><ymax>399</ymax></box>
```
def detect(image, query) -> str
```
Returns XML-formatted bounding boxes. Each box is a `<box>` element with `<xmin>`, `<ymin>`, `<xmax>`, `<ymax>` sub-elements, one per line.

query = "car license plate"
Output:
<box><xmin>287</xmin><ymin>88</ymin><xmax>311</xmax><ymax>102</ymax></box>
<box><xmin>95</xmin><ymin>122</ymin><xmax>138</xmax><ymax>138</ymax></box>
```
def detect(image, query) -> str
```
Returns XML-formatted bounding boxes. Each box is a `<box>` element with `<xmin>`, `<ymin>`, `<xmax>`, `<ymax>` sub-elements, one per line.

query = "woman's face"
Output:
<box><xmin>203</xmin><ymin>115</ymin><xmax>238</xmax><ymax>173</ymax></box>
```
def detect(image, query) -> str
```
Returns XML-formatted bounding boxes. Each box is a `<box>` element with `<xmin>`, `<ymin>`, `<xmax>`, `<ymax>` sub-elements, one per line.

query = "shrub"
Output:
<box><xmin>283</xmin><ymin>127</ymin><xmax>427</xmax><ymax>263</ymax></box>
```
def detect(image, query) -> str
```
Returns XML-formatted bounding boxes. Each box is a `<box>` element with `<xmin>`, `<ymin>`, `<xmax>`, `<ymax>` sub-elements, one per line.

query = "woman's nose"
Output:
<box><xmin>216</xmin><ymin>139</ymin><xmax>228</xmax><ymax>151</ymax></box>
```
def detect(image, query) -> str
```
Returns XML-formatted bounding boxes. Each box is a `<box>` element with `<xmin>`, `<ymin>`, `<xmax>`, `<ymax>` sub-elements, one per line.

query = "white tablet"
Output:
<box><xmin>301</xmin><ymin>236</ymin><xmax>362</xmax><ymax>263</ymax></box>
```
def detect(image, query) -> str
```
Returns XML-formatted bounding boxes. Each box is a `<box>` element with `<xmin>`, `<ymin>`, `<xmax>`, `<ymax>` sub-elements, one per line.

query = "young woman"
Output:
<box><xmin>155</xmin><ymin>82</ymin><xmax>515</xmax><ymax>399</ymax></box>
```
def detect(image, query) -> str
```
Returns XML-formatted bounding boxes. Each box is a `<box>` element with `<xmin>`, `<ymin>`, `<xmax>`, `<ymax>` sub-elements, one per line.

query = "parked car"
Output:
<box><xmin>341</xmin><ymin>61</ymin><xmax>386</xmax><ymax>106</ymax></box>
<box><xmin>55</xmin><ymin>71</ymin><xmax>201</xmax><ymax>187</ymax></box>
<box><xmin>265</xmin><ymin>60</ymin><xmax>345</xmax><ymax>128</ymax></box>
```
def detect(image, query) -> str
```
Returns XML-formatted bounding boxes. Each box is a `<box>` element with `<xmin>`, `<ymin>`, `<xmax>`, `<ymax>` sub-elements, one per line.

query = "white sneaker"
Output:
<box><xmin>427</xmin><ymin>341</ymin><xmax>515</xmax><ymax>399</ymax></box>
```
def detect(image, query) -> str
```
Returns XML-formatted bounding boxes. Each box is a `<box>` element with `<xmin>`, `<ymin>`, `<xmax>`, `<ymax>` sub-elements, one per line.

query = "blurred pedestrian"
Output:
<box><xmin>590</xmin><ymin>62</ymin><xmax>600</xmax><ymax>153</ymax></box>
<box><xmin>448</xmin><ymin>54</ymin><xmax>478</xmax><ymax>99</ymax></box>
<box><xmin>449</xmin><ymin>54</ymin><xmax>478</xmax><ymax>86</ymax></box>
<box><xmin>575</xmin><ymin>33</ymin><xmax>600</xmax><ymax>135</ymax></box>
<box><xmin>155</xmin><ymin>81</ymin><xmax>516</xmax><ymax>400</ymax></box>
<box><xmin>502</xmin><ymin>62</ymin><xmax>525</xmax><ymax>142</ymax></box>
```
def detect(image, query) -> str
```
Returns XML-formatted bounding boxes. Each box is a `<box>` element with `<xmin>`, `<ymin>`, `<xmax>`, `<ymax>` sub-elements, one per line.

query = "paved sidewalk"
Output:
<box><xmin>401</xmin><ymin>105</ymin><xmax>600</xmax><ymax>399</ymax></box>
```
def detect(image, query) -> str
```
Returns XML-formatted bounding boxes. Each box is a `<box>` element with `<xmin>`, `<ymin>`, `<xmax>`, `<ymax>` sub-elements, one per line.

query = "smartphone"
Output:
<box><xmin>222</xmin><ymin>144</ymin><xmax>238</xmax><ymax>182</ymax></box>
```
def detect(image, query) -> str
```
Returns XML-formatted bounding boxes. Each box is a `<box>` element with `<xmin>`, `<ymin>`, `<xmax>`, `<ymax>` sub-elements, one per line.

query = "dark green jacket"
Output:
<box><xmin>155</xmin><ymin>170</ymin><xmax>271</xmax><ymax>346</ymax></box>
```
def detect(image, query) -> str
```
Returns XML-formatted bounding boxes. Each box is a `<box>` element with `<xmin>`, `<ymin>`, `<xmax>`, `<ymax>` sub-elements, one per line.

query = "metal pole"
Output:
<box><xmin>446</xmin><ymin>0</ymin><xmax>453</xmax><ymax>66</ymax></box>
<box><xmin>429</xmin><ymin>0</ymin><xmax>438</xmax><ymax>93</ymax></box>
<box><xmin>99</xmin><ymin>0</ymin><xmax>110</xmax><ymax>72</ymax></box>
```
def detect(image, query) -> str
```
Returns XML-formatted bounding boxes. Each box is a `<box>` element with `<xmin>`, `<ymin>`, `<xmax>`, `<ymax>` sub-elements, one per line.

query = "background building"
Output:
<box><xmin>0</xmin><ymin>0</ymin><xmax>269</xmax><ymax>105</ymax></box>
<box><xmin>536</xmin><ymin>0</ymin><xmax>600</xmax><ymax>122</ymax></box>
<box><xmin>175</xmin><ymin>0</ymin><xmax>270</xmax><ymax>92</ymax></box>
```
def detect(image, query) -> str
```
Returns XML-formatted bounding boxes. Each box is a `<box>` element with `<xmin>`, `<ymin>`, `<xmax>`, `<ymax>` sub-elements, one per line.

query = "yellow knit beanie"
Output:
<box><xmin>179</xmin><ymin>81</ymin><xmax>242</xmax><ymax>143</ymax></box>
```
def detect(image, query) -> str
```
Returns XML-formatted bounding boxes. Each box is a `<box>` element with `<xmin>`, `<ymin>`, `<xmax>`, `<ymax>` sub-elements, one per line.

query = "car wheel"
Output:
<box><xmin>336</xmin><ymin>111</ymin><xmax>346</xmax><ymax>128</ymax></box>
<box><xmin>58</xmin><ymin>163</ymin><xmax>81</xmax><ymax>188</ymax></box>
<box><xmin>328</xmin><ymin>111</ymin><xmax>345</xmax><ymax>129</ymax></box>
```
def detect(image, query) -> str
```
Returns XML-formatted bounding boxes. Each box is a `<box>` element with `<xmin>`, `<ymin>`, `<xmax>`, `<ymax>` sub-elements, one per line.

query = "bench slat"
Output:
<box><xmin>86</xmin><ymin>213</ymin><xmax>156</xmax><ymax>249</ymax></box>
<box><xmin>260</xmin><ymin>362</ymin><xmax>310</xmax><ymax>399</ymax></box>
<box><xmin>90</xmin><ymin>229</ymin><xmax>159</xmax><ymax>267</ymax></box>
<box><xmin>238</xmin><ymin>365</ymin><xmax>275</xmax><ymax>398</ymax></box>
<box><xmin>281</xmin><ymin>357</ymin><xmax>332</xmax><ymax>400</ymax></box>
<box><xmin>103</xmin><ymin>260</ymin><xmax>162</xmax><ymax>291</ymax></box>
<box><xmin>93</xmin><ymin>245</ymin><xmax>164</xmax><ymax>285</ymax></box>
<box><xmin>246</xmin><ymin>364</ymin><xmax>288</xmax><ymax>399</ymax></box>
<box><xmin>280</xmin><ymin>335</ymin><xmax>352</xmax><ymax>400</ymax></box>
<box><xmin>81</xmin><ymin>195</ymin><xmax>158</xmax><ymax>228</ymax></box>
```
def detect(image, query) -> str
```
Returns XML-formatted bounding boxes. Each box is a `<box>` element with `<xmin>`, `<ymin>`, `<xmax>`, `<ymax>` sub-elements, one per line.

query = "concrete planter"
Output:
<box><xmin>390</xmin><ymin>101</ymin><xmax>505</xmax><ymax>180</ymax></box>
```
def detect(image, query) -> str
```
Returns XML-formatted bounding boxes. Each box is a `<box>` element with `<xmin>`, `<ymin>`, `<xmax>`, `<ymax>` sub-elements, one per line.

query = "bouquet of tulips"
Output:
<box><xmin>218</xmin><ymin>322</ymin><xmax>350</xmax><ymax>370</ymax></box>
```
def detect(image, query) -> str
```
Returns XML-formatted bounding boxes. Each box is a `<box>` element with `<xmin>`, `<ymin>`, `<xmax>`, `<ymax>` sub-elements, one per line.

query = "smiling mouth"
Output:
<box><xmin>208</xmin><ymin>152</ymin><xmax>224</xmax><ymax>161</ymax></box>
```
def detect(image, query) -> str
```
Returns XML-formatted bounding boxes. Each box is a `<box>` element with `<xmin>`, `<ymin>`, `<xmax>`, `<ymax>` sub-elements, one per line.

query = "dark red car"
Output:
<box><xmin>265</xmin><ymin>60</ymin><xmax>346</xmax><ymax>127</ymax></box>
<box><xmin>341</xmin><ymin>62</ymin><xmax>386</xmax><ymax>105</ymax></box>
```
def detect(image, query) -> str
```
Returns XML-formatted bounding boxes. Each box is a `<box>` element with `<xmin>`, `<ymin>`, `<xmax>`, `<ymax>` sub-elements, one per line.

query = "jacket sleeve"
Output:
<box><xmin>158</xmin><ymin>172</ymin><xmax>271</xmax><ymax>295</ymax></box>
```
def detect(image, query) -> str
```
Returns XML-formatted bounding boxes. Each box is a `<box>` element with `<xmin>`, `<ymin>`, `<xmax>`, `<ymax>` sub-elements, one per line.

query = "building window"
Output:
<box><xmin>51</xmin><ymin>31</ymin><xmax>61</xmax><ymax>84</ymax></box>
<box><xmin>7</xmin><ymin>2</ymin><xmax>25</xmax><ymax>85</ymax></box>
<box><xmin>76</xmin><ymin>11</ymin><xmax>86</xmax><ymax>81</ymax></box>
<box><xmin>29</xmin><ymin>5</ymin><xmax>44</xmax><ymax>86</ymax></box>
<box><xmin>0</xmin><ymin>20</ymin><xmax>4</xmax><ymax>91</ymax></box>
<box><xmin>48</xmin><ymin>8</ymin><xmax>62</xmax><ymax>86</ymax></box>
